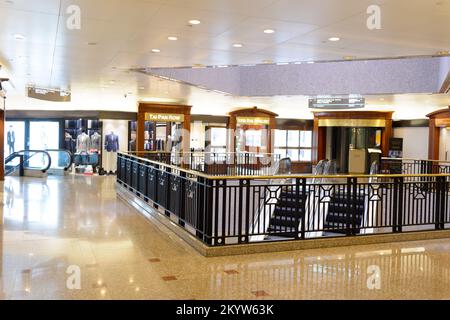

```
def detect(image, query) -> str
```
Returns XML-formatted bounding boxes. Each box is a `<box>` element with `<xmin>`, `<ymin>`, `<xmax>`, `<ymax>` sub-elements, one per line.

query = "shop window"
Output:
<box><xmin>274</xmin><ymin>129</ymin><xmax>312</xmax><ymax>162</ymax></box>
<box><xmin>209</xmin><ymin>127</ymin><xmax>227</xmax><ymax>154</ymax></box>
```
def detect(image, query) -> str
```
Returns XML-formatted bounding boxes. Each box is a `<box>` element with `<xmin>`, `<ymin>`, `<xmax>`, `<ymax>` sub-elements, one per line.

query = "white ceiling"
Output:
<box><xmin>0</xmin><ymin>0</ymin><xmax>450</xmax><ymax>113</ymax></box>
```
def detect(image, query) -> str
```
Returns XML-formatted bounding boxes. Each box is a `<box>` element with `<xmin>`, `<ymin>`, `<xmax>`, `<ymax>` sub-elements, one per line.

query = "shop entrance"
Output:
<box><xmin>136</xmin><ymin>103</ymin><xmax>192</xmax><ymax>154</ymax></box>
<box><xmin>326</xmin><ymin>127</ymin><xmax>382</xmax><ymax>173</ymax></box>
<box><xmin>228</xmin><ymin>107</ymin><xmax>278</xmax><ymax>154</ymax></box>
<box><xmin>313</xmin><ymin>111</ymin><xmax>394</xmax><ymax>173</ymax></box>
<box><xmin>142</xmin><ymin>121</ymin><xmax>183</xmax><ymax>152</ymax></box>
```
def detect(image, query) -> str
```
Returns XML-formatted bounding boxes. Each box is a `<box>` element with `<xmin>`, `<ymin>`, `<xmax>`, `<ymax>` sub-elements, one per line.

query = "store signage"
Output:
<box><xmin>145</xmin><ymin>113</ymin><xmax>184</xmax><ymax>122</ymax></box>
<box><xmin>236</xmin><ymin>117</ymin><xmax>270</xmax><ymax>125</ymax></box>
<box><xmin>27</xmin><ymin>86</ymin><xmax>71</xmax><ymax>102</ymax></box>
<box><xmin>309</xmin><ymin>95</ymin><xmax>365</xmax><ymax>109</ymax></box>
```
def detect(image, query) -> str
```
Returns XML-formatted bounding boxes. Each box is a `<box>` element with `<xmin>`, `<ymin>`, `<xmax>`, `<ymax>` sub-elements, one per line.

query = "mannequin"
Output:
<box><xmin>7</xmin><ymin>125</ymin><xmax>15</xmax><ymax>155</ymax></box>
<box><xmin>76</xmin><ymin>131</ymin><xmax>91</xmax><ymax>153</ymax></box>
<box><xmin>104</xmin><ymin>131</ymin><xmax>119</xmax><ymax>174</ymax></box>
<box><xmin>90</xmin><ymin>131</ymin><xmax>102</xmax><ymax>151</ymax></box>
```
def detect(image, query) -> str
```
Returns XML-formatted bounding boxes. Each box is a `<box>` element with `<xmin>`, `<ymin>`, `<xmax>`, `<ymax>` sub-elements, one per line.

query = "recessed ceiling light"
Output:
<box><xmin>188</xmin><ymin>19</ymin><xmax>201</xmax><ymax>25</ymax></box>
<box><xmin>306</xmin><ymin>61</ymin><xmax>315</xmax><ymax>64</ymax></box>
<box><xmin>151</xmin><ymin>49</ymin><xmax>160</xmax><ymax>53</ymax></box>
<box><xmin>14</xmin><ymin>34</ymin><xmax>25</xmax><ymax>40</ymax></box>
<box><xmin>328</xmin><ymin>37</ymin><xmax>340</xmax><ymax>42</ymax></box>
<box><xmin>437</xmin><ymin>50</ymin><xmax>450</xmax><ymax>56</ymax></box>
<box><xmin>343</xmin><ymin>55</ymin><xmax>356</xmax><ymax>60</ymax></box>
<box><xmin>262</xmin><ymin>59</ymin><xmax>273</xmax><ymax>64</ymax></box>
<box><xmin>233</xmin><ymin>43</ymin><xmax>243</xmax><ymax>48</ymax></box>
<box><xmin>168</xmin><ymin>36</ymin><xmax>178</xmax><ymax>41</ymax></box>
<box><xmin>264</xmin><ymin>29</ymin><xmax>275</xmax><ymax>34</ymax></box>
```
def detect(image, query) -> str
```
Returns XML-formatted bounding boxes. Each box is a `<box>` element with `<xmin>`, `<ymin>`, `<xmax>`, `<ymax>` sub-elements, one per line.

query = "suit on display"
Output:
<box><xmin>7</xmin><ymin>127</ymin><xmax>15</xmax><ymax>155</ymax></box>
<box><xmin>76</xmin><ymin>132</ymin><xmax>91</xmax><ymax>153</ymax></box>
<box><xmin>104</xmin><ymin>131</ymin><xmax>119</xmax><ymax>173</ymax></box>
<box><xmin>105</xmin><ymin>132</ymin><xmax>119</xmax><ymax>152</ymax></box>
<box><xmin>90</xmin><ymin>132</ymin><xmax>102</xmax><ymax>151</ymax></box>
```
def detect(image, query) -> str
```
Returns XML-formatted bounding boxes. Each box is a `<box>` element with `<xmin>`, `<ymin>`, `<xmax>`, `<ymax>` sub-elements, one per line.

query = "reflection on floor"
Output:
<box><xmin>1</xmin><ymin>175</ymin><xmax>450</xmax><ymax>300</ymax></box>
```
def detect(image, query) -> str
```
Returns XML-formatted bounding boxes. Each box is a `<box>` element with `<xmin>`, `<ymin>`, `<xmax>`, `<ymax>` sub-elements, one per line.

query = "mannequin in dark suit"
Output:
<box><xmin>104</xmin><ymin>131</ymin><xmax>119</xmax><ymax>174</ymax></box>
<box><xmin>7</xmin><ymin>126</ymin><xmax>15</xmax><ymax>155</ymax></box>
<box><xmin>104</xmin><ymin>132</ymin><xmax>119</xmax><ymax>152</ymax></box>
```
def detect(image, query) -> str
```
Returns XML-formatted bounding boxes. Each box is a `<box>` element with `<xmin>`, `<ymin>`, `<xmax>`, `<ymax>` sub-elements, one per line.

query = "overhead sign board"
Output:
<box><xmin>27</xmin><ymin>87</ymin><xmax>71</xmax><ymax>102</ymax></box>
<box><xmin>236</xmin><ymin>117</ymin><xmax>271</xmax><ymax>125</ymax></box>
<box><xmin>145</xmin><ymin>113</ymin><xmax>184</xmax><ymax>122</ymax></box>
<box><xmin>309</xmin><ymin>95</ymin><xmax>365</xmax><ymax>109</ymax></box>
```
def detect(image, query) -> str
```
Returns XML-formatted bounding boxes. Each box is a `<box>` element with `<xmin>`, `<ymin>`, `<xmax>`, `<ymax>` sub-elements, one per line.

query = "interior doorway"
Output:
<box><xmin>326</xmin><ymin>127</ymin><xmax>381</xmax><ymax>173</ymax></box>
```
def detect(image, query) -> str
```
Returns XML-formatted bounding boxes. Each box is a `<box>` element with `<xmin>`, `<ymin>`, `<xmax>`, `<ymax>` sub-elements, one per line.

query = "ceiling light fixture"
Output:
<box><xmin>151</xmin><ymin>49</ymin><xmax>161</xmax><ymax>53</ymax></box>
<box><xmin>233</xmin><ymin>43</ymin><xmax>243</xmax><ymax>48</ymax></box>
<box><xmin>189</xmin><ymin>19</ymin><xmax>201</xmax><ymax>25</ymax></box>
<box><xmin>343</xmin><ymin>56</ymin><xmax>355</xmax><ymax>60</ymax></box>
<box><xmin>328</xmin><ymin>37</ymin><xmax>340</xmax><ymax>42</ymax></box>
<box><xmin>264</xmin><ymin>29</ymin><xmax>275</xmax><ymax>34</ymax></box>
<box><xmin>14</xmin><ymin>34</ymin><xmax>25</xmax><ymax>40</ymax></box>
<box><xmin>168</xmin><ymin>36</ymin><xmax>178</xmax><ymax>41</ymax></box>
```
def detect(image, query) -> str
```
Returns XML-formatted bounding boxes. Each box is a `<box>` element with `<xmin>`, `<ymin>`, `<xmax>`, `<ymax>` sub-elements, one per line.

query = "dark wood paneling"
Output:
<box><xmin>393</xmin><ymin>119</ymin><xmax>429</xmax><ymax>128</ymax></box>
<box><xmin>191</xmin><ymin>115</ymin><xmax>229</xmax><ymax>124</ymax></box>
<box><xmin>276</xmin><ymin>118</ymin><xmax>313</xmax><ymax>130</ymax></box>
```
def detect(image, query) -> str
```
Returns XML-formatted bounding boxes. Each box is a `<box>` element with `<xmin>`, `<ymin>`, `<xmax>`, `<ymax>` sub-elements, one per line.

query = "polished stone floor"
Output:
<box><xmin>0</xmin><ymin>175</ymin><xmax>450</xmax><ymax>300</ymax></box>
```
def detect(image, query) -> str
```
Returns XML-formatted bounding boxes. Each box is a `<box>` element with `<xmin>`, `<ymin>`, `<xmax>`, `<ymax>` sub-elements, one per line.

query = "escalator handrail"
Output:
<box><xmin>5</xmin><ymin>149</ymin><xmax>52</xmax><ymax>173</ymax></box>
<box><xmin>45</xmin><ymin>149</ymin><xmax>73</xmax><ymax>171</ymax></box>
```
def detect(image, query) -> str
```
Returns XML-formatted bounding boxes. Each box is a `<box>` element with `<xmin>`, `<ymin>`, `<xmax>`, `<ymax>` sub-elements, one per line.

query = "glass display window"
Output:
<box><xmin>274</xmin><ymin>129</ymin><xmax>312</xmax><ymax>162</ymax></box>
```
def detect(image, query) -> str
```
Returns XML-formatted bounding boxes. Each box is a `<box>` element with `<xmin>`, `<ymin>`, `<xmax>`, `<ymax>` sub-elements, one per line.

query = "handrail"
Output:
<box><xmin>119</xmin><ymin>152</ymin><xmax>450</xmax><ymax>181</ymax></box>
<box><xmin>381</xmin><ymin>157</ymin><xmax>450</xmax><ymax>164</ymax></box>
<box><xmin>5</xmin><ymin>150</ymin><xmax>52</xmax><ymax>173</ymax></box>
<box><xmin>46</xmin><ymin>149</ymin><xmax>73</xmax><ymax>171</ymax></box>
<box><xmin>126</xmin><ymin>151</ymin><xmax>280</xmax><ymax>156</ymax></box>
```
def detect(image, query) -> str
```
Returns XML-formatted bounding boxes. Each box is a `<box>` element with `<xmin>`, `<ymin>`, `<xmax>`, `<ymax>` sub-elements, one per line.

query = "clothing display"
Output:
<box><xmin>105</xmin><ymin>132</ymin><xmax>119</xmax><ymax>152</ymax></box>
<box><xmin>90</xmin><ymin>132</ymin><xmax>102</xmax><ymax>151</ymax></box>
<box><xmin>64</xmin><ymin>132</ymin><xmax>75</xmax><ymax>153</ymax></box>
<box><xmin>76</xmin><ymin>132</ymin><xmax>91</xmax><ymax>153</ymax></box>
<box><xmin>7</xmin><ymin>128</ymin><xmax>15</xmax><ymax>154</ymax></box>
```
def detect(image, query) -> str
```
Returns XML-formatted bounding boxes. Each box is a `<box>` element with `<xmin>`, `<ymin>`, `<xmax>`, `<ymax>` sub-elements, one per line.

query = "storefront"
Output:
<box><xmin>135</xmin><ymin>103</ymin><xmax>192</xmax><ymax>153</ymax></box>
<box><xmin>427</xmin><ymin>107</ymin><xmax>450</xmax><ymax>160</ymax></box>
<box><xmin>313</xmin><ymin>111</ymin><xmax>393</xmax><ymax>173</ymax></box>
<box><xmin>227</xmin><ymin>107</ymin><xmax>277</xmax><ymax>154</ymax></box>
<box><xmin>4</xmin><ymin>110</ymin><xmax>136</xmax><ymax>175</ymax></box>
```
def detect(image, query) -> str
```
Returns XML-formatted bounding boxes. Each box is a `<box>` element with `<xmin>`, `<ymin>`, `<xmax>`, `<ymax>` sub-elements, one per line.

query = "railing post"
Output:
<box><xmin>238</xmin><ymin>179</ymin><xmax>250</xmax><ymax>244</ymax></box>
<box><xmin>179</xmin><ymin>171</ymin><xmax>186</xmax><ymax>227</ymax></box>
<box><xmin>392</xmin><ymin>177</ymin><xmax>403</xmax><ymax>233</ymax></box>
<box><xmin>298</xmin><ymin>178</ymin><xmax>307</xmax><ymax>239</ymax></box>
<box><xmin>19</xmin><ymin>155</ymin><xmax>24</xmax><ymax>177</ymax></box>
<box><xmin>346</xmin><ymin>177</ymin><xmax>356</xmax><ymax>236</ymax></box>
<box><xmin>435</xmin><ymin>176</ymin><xmax>446</xmax><ymax>230</ymax></box>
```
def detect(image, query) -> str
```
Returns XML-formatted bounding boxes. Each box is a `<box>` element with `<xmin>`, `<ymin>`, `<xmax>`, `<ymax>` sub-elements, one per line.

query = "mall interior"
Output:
<box><xmin>0</xmin><ymin>0</ymin><xmax>450</xmax><ymax>300</ymax></box>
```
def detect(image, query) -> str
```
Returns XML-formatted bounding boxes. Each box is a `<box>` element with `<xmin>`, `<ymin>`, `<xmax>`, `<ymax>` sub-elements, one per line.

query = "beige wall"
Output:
<box><xmin>393</xmin><ymin>127</ymin><xmax>429</xmax><ymax>159</ymax></box>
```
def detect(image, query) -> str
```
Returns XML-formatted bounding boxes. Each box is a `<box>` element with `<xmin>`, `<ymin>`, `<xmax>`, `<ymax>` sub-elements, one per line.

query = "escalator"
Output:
<box><xmin>5</xmin><ymin>149</ymin><xmax>72</xmax><ymax>177</ymax></box>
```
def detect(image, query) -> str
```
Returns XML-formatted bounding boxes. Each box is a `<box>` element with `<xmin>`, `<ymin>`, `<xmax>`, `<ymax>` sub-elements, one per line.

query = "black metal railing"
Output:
<box><xmin>380</xmin><ymin>157</ymin><xmax>450</xmax><ymax>175</ymax></box>
<box><xmin>117</xmin><ymin>153</ymin><xmax>450</xmax><ymax>247</ymax></box>
<box><xmin>127</xmin><ymin>151</ymin><xmax>281</xmax><ymax>176</ymax></box>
